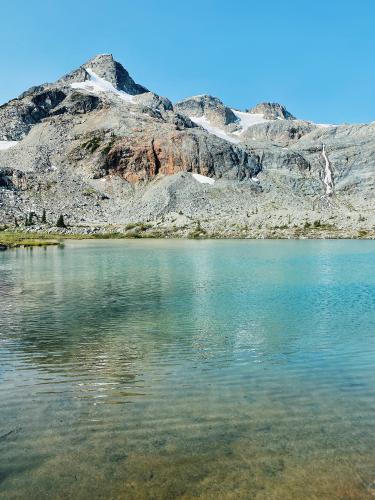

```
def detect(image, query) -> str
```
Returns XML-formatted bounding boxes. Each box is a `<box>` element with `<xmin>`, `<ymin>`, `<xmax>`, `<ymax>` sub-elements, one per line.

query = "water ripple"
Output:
<box><xmin>1</xmin><ymin>240</ymin><xmax>375</xmax><ymax>499</ymax></box>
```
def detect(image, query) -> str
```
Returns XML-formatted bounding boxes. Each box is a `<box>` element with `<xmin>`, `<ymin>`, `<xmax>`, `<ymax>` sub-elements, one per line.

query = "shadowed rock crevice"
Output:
<box><xmin>151</xmin><ymin>139</ymin><xmax>161</xmax><ymax>177</ymax></box>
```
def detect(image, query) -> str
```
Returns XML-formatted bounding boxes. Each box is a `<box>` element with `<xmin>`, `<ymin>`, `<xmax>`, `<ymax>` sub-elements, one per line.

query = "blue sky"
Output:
<box><xmin>1</xmin><ymin>0</ymin><xmax>374</xmax><ymax>123</ymax></box>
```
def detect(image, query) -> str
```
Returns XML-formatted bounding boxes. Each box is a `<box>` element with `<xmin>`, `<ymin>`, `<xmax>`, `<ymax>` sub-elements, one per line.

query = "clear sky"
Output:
<box><xmin>1</xmin><ymin>0</ymin><xmax>374</xmax><ymax>123</ymax></box>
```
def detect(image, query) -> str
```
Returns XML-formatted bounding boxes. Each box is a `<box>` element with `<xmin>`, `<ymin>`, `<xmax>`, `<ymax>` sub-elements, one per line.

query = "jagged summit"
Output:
<box><xmin>247</xmin><ymin>102</ymin><xmax>295</xmax><ymax>120</ymax></box>
<box><xmin>59</xmin><ymin>54</ymin><xmax>149</xmax><ymax>95</ymax></box>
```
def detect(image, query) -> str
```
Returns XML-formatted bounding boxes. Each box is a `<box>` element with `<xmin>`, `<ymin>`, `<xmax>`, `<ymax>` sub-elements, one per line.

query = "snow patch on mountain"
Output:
<box><xmin>232</xmin><ymin>110</ymin><xmax>268</xmax><ymax>135</ymax></box>
<box><xmin>192</xmin><ymin>173</ymin><xmax>215</xmax><ymax>185</ymax></box>
<box><xmin>315</xmin><ymin>123</ymin><xmax>338</xmax><ymax>128</ymax></box>
<box><xmin>189</xmin><ymin>116</ymin><xmax>240</xmax><ymax>144</ymax></box>
<box><xmin>71</xmin><ymin>69</ymin><xmax>135</xmax><ymax>102</ymax></box>
<box><xmin>0</xmin><ymin>141</ymin><xmax>18</xmax><ymax>151</ymax></box>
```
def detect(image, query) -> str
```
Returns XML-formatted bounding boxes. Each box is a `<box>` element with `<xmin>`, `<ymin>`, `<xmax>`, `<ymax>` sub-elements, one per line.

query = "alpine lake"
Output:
<box><xmin>1</xmin><ymin>240</ymin><xmax>375</xmax><ymax>499</ymax></box>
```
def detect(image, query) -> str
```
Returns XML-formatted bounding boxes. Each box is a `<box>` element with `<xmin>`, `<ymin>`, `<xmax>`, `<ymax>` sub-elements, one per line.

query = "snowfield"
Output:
<box><xmin>71</xmin><ymin>69</ymin><xmax>135</xmax><ymax>102</ymax></box>
<box><xmin>0</xmin><ymin>141</ymin><xmax>18</xmax><ymax>151</ymax></box>
<box><xmin>189</xmin><ymin>116</ymin><xmax>240</xmax><ymax>144</ymax></box>
<box><xmin>192</xmin><ymin>173</ymin><xmax>215</xmax><ymax>185</ymax></box>
<box><xmin>189</xmin><ymin>110</ymin><xmax>271</xmax><ymax>144</ymax></box>
<box><xmin>315</xmin><ymin>123</ymin><xmax>338</xmax><ymax>128</ymax></box>
<box><xmin>231</xmin><ymin>110</ymin><xmax>268</xmax><ymax>135</ymax></box>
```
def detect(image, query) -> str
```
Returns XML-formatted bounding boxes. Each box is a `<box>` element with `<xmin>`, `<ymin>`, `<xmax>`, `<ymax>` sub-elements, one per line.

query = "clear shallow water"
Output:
<box><xmin>0</xmin><ymin>240</ymin><xmax>375</xmax><ymax>499</ymax></box>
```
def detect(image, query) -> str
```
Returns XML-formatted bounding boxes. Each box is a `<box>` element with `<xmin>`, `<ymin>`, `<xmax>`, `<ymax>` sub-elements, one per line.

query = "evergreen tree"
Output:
<box><xmin>56</xmin><ymin>214</ymin><xmax>66</xmax><ymax>228</ymax></box>
<box><xmin>14</xmin><ymin>217</ymin><xmax>19</xmax><ymax>227</ymax></box>
<box><xmin>28</xmin><ymin>212</ymin><xmax>34</xmax><ymax>225</ymax></box>
<box><xmin>41</xmin><ymin>209</ymin><xmax>47</xmax><ymax>224</ymax></box>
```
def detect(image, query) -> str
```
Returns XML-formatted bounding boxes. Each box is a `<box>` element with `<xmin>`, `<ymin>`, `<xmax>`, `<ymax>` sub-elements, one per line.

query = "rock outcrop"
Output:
<box><xmin>247</xmin><ymin>102</ymin><xmax>296</xmax><ymax>120</ymax></box>
<box><xmin>0</xmin><ymin>88</ymin><xmax>69</xmax><ymax>140</ymax></box>
<box><xmin>175</xmin><ymin>95</ymin><xmax>237</xmax><ymax>127</ymax></box>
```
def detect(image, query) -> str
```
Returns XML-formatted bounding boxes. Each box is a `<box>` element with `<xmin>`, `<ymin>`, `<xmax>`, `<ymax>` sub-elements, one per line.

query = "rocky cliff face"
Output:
<box><xmin>0</xmin><ymin>54</ymin><xmax>374</xmax><ymax>235</ymax></box>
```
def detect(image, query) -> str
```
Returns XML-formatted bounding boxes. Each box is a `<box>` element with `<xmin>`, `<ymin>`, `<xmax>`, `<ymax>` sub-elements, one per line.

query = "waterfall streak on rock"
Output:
<box><xmin>322</xmin><ymin>144</ymin><xmax>334</xmax><ymax>195</ymax></box>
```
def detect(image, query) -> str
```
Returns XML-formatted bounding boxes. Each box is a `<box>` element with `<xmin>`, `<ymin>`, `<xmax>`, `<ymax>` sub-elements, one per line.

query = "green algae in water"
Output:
<box><xmin>0</xmin><ymin>240</ymin><xmax>375</xmax><ymax>499</ymax></box>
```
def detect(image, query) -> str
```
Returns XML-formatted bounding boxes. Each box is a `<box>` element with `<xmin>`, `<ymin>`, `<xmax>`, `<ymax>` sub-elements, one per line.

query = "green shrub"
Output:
<box><xmin>125</xmin><ymin>222</ymin><xmax>137</xmax><ymax>230</ymax></box>
<box><xmin>125</xmin><ymin>222</ymin><xmax>152</xmax><ymax>231</ymax></box>
<box><xmin>82</xmin><ymin>136</ymin><xmax>101</xmax><ymax>153</ymax></box>
<box><xmin>188</xmin><ymin>220</ymin><xmax>207</xmax><ymax>239</ymax></box>
<box><xmin>101</xmin><ymin>139</ymin><xmax>115</xmax><ymax>156</ymax></box>
<box><xmin>82</xmin><ymin>188</ymin><xmax>97</xmax><ymax>197</ymax></box>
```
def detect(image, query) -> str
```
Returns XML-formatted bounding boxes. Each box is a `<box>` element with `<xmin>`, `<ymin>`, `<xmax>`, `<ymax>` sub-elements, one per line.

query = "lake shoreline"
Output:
<box><xmin>1</xmin><ymin>225</ymin><xmax>375</xmax><ymax>250</ymax></box>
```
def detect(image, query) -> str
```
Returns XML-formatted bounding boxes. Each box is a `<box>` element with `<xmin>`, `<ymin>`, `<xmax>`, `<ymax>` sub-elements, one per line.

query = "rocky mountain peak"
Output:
<box><xmin>174</xmin><ymin>95</ymin><xmax>237</xmax><ymax>127</ymax></box>
<box><xmin>59</xmin><ymin>53</ymin><xmax>149</xmax><ymax>96</ymax></box>
<box><xmin>247</xmin><ymin>102</ymin><xmax>295</xmax><ymax>120</ymax></box>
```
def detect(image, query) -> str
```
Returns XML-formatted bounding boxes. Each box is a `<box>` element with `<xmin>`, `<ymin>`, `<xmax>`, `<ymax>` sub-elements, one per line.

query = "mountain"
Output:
<box><xmin>0</xmin><ymin>54</ymin><xmax>374</xmax><ymax>238</ymax></box>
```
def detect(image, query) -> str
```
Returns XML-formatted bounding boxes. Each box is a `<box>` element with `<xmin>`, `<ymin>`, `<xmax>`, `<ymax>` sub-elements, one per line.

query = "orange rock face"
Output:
<box><xmin>101</xmin><ymin>129</ymin><xmax>258</xmax><ymax>183</ymax></box>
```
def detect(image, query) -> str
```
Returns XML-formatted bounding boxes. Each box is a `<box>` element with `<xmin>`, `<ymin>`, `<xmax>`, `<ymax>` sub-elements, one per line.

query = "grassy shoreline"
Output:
<box><xmin>0</xmin><ymin>232</ymin><xmax>63</xmax><ymax>249</ymax></box>
<box><xmin>0</xmin><ymin>226</ymin><xmax>374</xmax><ymax>250</ymax></box>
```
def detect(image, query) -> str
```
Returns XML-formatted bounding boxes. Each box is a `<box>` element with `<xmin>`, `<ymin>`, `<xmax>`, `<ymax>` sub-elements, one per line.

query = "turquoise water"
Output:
<box><xmin>1</xmin><ymin>240</ymin><xmax>375</xmax><ymax>499</ymax></box>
